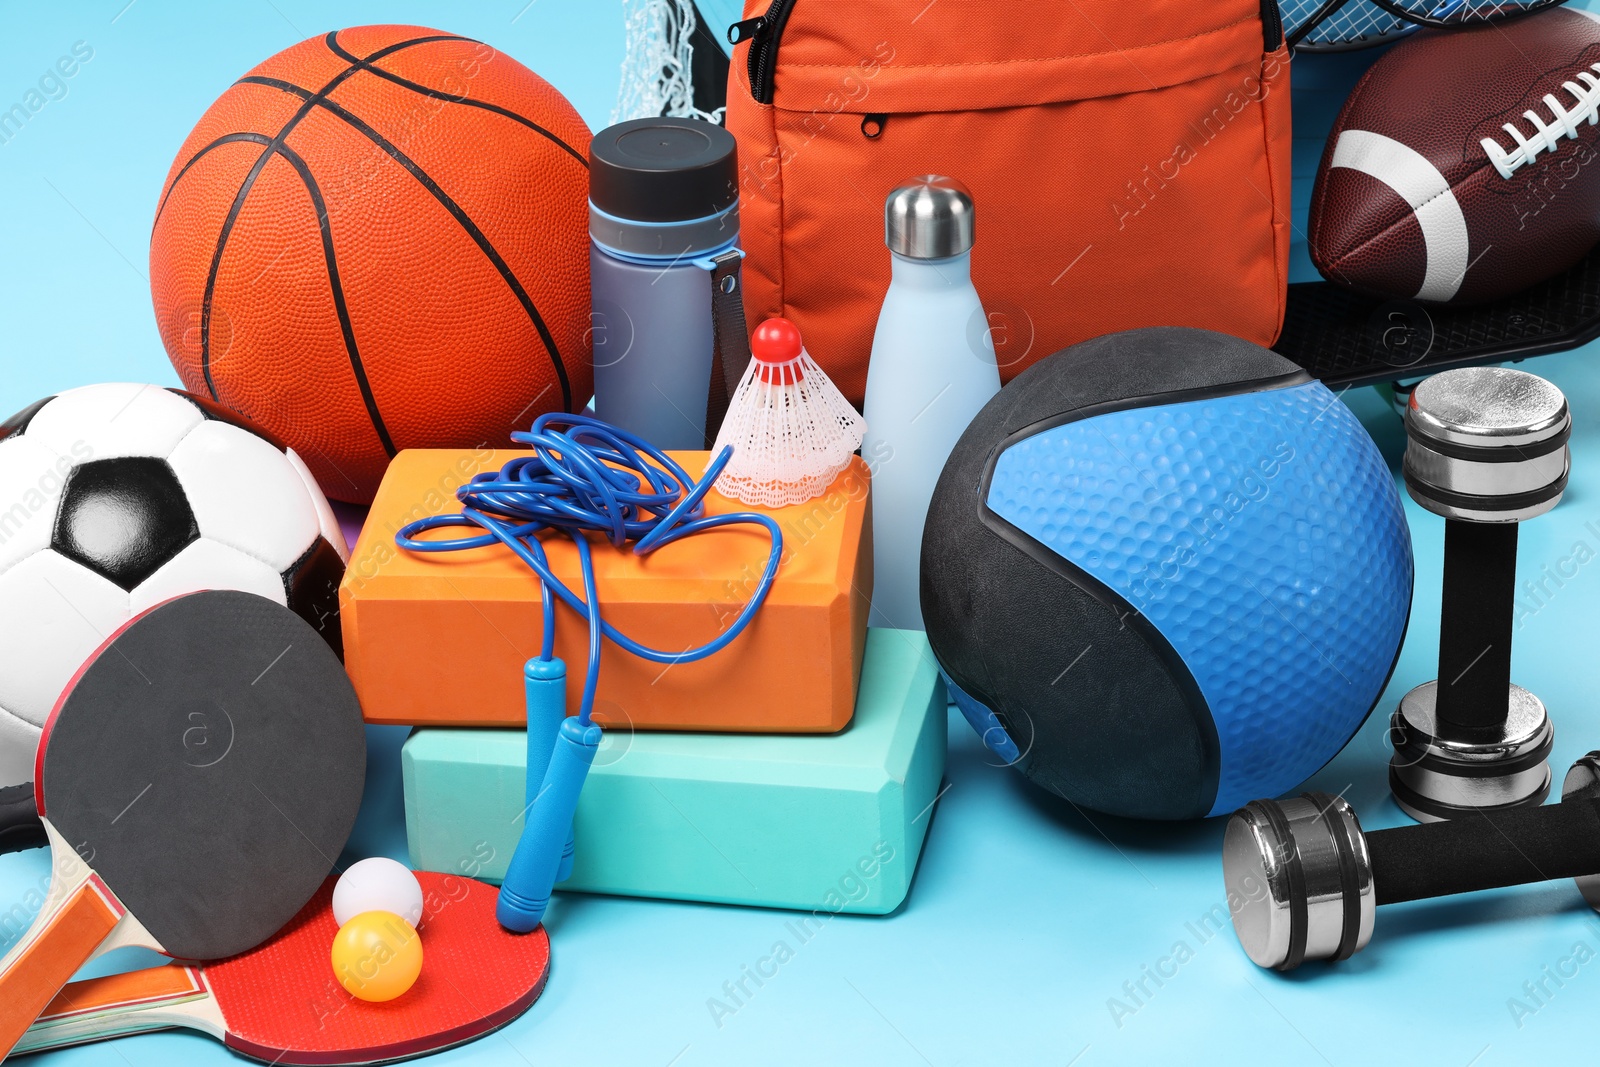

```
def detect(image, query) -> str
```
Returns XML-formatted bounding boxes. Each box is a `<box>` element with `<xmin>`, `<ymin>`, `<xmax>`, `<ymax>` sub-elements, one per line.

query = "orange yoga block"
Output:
<box><xmin>341</xmin><ymin>449</ymin><xmax>871</xmax><ymax>730</ymax></box>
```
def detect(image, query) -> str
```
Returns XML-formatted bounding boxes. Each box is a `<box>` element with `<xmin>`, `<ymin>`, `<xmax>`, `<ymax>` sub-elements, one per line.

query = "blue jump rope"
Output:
<box><xmin>396</xmin><ymin>413</ymin><xmax>782</xmax><ymax>932</ymax></box>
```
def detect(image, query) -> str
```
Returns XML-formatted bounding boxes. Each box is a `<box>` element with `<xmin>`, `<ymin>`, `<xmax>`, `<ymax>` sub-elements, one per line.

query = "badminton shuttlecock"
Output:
<box><xmin>711</xmin><ymin>317</ymin><xmax>866</xmax><ymax>507</ymax></box>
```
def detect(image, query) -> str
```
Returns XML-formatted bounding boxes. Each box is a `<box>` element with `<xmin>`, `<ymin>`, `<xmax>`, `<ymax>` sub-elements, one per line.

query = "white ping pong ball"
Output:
<box><xmin>333</xmin><ymin>857</ymin><xmax>424</xmax><ymax>928</ymax></box>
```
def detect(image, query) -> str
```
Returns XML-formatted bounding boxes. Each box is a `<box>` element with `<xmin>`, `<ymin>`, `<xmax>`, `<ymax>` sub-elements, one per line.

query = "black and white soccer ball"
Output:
<box><xmin>0</xmin><ymin>384</ymin><xmax>348</xmax><ymax>848</ymax></box>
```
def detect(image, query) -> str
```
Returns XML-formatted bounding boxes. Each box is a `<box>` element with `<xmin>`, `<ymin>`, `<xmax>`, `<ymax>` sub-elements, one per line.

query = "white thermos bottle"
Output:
<box><xmin>861</xmin><ymin>176</ymin><xmax>1000</xmax><ymax>631</ymax></box>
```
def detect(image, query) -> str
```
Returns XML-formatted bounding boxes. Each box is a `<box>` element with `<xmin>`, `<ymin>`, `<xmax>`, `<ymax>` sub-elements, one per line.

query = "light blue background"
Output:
<box><xmin>4</xmin><ymin>3</ymin><xmax>1600</xmax><ymax>1065</ymax></box>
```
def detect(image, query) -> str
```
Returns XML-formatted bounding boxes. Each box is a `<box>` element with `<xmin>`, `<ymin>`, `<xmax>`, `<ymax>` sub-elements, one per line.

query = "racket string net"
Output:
<box><xmin>1281</xmin><ymin>0</ymin><xmax>1566</xmax><ymax>49</ymax></box>
<box><xmin>1282</xmin><ymin>0</ymin><xmax>1411</xmax><ymax>46</ymax></box>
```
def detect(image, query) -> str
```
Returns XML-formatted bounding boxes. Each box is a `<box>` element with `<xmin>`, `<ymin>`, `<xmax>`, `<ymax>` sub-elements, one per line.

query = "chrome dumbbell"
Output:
<box><xmin>1224</xmin><ymin>753</ymin><xmax>1600</xmax><ymax>971</ymax></box>
<box><xmin>1392</xmin><ymin>367</ymin><xmax>1570</xmax><ymax>821</ymax></box>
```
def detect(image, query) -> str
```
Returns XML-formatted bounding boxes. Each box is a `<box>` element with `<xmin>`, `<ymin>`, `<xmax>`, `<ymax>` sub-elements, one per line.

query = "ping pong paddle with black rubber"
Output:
<box><xmin>16</xmin><ymin>871</ymin><xmax>551</xmax><ymax>1064</ymax></box>
<box><xmin>0</xmin><ymin>590</ymin><xmax>366</xmax><ymax>1058</ymax></box>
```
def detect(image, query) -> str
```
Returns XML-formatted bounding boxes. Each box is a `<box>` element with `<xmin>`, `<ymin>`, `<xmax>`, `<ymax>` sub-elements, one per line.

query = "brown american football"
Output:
<box><xmin>1309</xmin><ymin>7</ymin><xmax>1600</xmax><ymax>306</ymax></box>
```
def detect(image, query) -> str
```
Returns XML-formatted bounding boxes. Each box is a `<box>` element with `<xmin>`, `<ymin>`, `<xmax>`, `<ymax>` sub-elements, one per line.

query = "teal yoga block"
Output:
<box><xmin>402</xmin><ymin>628</ymin><xmax>946</xmax><ymax>914</ymax></box>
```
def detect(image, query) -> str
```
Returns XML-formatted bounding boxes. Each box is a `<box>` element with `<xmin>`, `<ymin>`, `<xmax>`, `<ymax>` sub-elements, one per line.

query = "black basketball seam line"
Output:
<box><xmin>266</xmin><ymin>139</ymin><xmax>398</xmax><ymax>456</ymax></box>
<box><xmin>320</xmin><ymin>34</ymin><xmax>588</xmax><ymax>168</ymax></box>
<box><xmin>197</xmin><ymin>34</ymin><xmax>466</xmax><ymax>392</ymax></box>
<box><xmin>196</xmin><ymin>34</ymin><xmax>469</xmax><ymax>432</ymax></box>
<box><xmin>152</xmin><ymin>132</ymin><xmax>272</xmax><ymax>233</ymax></box>
<box><xmin>236</xmin><ymin>74</ymin><xmax>575</xmax><ymax>412</ymax></box>
<box><xmin>198</xmin><ymin>63</ymin><xmax>371</xmax><ymax>401</ymax></box>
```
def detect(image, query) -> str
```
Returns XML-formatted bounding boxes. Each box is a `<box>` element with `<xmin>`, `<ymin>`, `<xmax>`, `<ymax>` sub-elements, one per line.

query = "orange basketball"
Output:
<box><xmin>150</xmin><ymin>26</ymin><xmax>592</xmax><ymax>503</ymax></box>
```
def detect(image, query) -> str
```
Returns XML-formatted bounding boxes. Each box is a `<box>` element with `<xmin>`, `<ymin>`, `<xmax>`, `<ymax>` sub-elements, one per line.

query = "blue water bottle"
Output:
<box><xmin>589</xmin><ymin>117</ymin><xmax>748</xmax><ymax>449</ymax></box>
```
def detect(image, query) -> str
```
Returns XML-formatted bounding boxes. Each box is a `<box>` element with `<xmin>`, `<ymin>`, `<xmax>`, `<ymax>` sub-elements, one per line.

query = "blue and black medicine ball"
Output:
<box><xmin>921</xmin><ymin>327</ymin><xmax>1413</xmax><ymax>820</ymax></box>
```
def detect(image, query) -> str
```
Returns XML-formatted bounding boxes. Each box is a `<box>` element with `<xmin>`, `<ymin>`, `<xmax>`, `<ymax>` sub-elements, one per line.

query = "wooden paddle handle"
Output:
<box><xmin>0</xmin><ymin>880</ymin><xmax>122</xmax><ymax>1056</ymax></box>
<box><xmin>15</xmin><ymin>966</ymin><xmax>201</xmax><ymax>1054</ymax></box>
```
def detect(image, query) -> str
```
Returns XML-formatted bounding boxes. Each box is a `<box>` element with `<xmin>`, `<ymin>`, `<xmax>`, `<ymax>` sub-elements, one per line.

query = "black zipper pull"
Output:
<box><xmin>728</xmin><ymin>16</ymin><xmax>767</xmax><ymax>45</ymax></box>
<box><xmin>741</xmin><ymin>0</ymin><xmax>796</xmax><ymax>106</ymax></box>
<box><xmin>861</xmin><ymin>113</ymin><xmax>888</xmax><ymax>139</ymax></box>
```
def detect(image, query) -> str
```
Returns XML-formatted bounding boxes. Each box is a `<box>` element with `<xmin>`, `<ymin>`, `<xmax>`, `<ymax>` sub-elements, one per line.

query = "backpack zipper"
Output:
<box><xmin>733</xmin><ymin>0</ymin><xmax>1285</xmax><ymax>103</ymax></box>
<box><xmin>728</xmin><ymin>0</ymin><xmax>798</xmax><ymax>105</ymax></box>
<box><xmin>1260</xmin><ymin>0</ymin><xmax>1284</xmax><ymax>51</ymax></box>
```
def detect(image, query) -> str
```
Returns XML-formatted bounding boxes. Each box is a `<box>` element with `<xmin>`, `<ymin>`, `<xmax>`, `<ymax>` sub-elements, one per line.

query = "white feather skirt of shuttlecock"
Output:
<box><xmin>711</xmin><ymin>349</ymin><xmax>867</xmax><ymax>508</ymax></box>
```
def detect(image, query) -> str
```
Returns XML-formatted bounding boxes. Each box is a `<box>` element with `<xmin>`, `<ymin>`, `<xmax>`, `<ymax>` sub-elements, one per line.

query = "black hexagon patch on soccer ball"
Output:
<box><xmin>53</xmin><ymin>458</ymin><xmax>200</xmax><ymax>591</ymax></box>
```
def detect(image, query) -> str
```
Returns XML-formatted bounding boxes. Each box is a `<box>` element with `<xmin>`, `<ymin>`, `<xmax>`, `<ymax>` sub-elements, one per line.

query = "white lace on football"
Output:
<box><xmin>711</xmin><ymin>349</ymin><xmax>866</xmax><ymax>509</ymax></box>
<box><xmin>1480</xmin><ymin>64</ymin><xmax>1600</xmax><ymax>180</ymax></box>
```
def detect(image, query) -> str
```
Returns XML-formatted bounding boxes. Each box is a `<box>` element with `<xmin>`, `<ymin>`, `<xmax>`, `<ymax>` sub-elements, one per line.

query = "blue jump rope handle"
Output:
<box><xmin>497</xmin><ymin>715</ymin><xmax>603</xmax><ymax>932</ymax></box>
<box><xmin>523</xmin><ymin>658</ymin><xmax>576</xmax><ymax>883</ymax></box>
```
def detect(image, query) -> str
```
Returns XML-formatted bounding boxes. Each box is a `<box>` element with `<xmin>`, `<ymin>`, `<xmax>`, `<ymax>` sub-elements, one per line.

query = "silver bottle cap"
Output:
<box><xmin>884</xmin><ymin>176</ymin><xmax>975</xmax><ymax>259</ymax></box>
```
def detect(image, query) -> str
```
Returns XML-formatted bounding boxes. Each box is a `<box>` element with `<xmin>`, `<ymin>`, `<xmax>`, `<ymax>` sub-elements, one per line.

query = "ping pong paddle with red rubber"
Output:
<box><xmin>0</xmin><ymin>590</ymin><xmax>365</xmax><ymax>1058</ymax></box>
<box><xmin>15</xmin><ymin>871</ymin><xmax>552</xmax><ymax>1065</ymax></box>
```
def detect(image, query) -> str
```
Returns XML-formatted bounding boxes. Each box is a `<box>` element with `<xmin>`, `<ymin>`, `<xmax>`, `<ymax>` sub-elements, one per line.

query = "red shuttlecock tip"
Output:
<box><xmin>752</xmin><ymin>318</ymin><xmax>803</xmax><ymax>364</ymax></box>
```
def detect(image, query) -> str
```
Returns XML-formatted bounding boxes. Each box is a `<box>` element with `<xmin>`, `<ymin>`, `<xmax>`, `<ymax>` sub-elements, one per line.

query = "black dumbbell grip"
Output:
<box><xmin>1370</xmin><ymin>796</ymin><xmax>1600</xmax><ymax>905</ymax></box>
<box><xmin>1434</xmin><ymin>520</ymin><xmax>1517</xmax><ymax>736</ymax></box>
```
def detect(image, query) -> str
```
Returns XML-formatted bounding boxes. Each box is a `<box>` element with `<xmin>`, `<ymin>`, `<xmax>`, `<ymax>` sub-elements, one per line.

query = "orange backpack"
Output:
<box><xmin>725</xmin><ymin>0</ymin><xmax>1293</xmax><ymax>402</ymax></box>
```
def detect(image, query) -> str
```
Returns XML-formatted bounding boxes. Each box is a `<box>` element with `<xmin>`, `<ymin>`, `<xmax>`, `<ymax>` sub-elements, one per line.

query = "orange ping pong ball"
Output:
<box><xmin>331</xmin><ymin>910</ymin><xmax>424</xmax><ymax>1002</ymax></box>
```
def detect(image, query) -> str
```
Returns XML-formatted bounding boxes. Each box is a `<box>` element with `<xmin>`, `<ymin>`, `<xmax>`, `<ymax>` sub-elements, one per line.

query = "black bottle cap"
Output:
<box><xmin>589</xmin><ymin>117</ymin><xmax>738</xmax><ymax>224</ymax></box>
